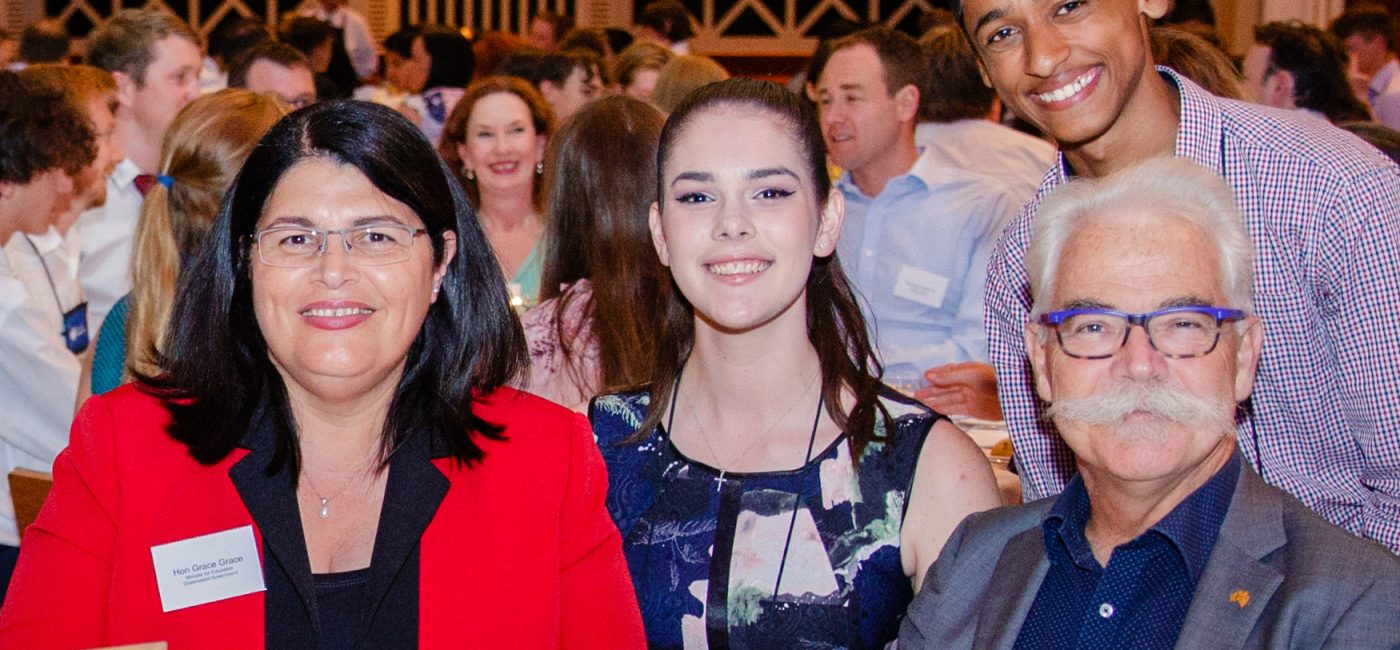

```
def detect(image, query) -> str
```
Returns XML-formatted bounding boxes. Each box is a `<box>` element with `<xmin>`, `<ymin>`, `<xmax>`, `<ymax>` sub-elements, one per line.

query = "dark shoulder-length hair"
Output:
<box><xmin>538</xmin><ymin>95</ymin><xmax>669</xmax><ymax>395</ymax></box>
<box><xmin>145</xmin><ymin>99</ymin><xmax>528</xmax><ymax>475</ymax></box>
<box><xmin>636</xmin><ymin>78</ymin><xmax>889</xmax><ymax>464</ymax></box>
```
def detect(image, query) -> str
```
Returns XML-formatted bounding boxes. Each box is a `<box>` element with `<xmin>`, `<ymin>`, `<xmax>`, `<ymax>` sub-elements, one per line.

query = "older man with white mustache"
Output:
<box><xmin>899</xmin><ymin>156</ymin><xmax>1400</xmax><ymax>650</ymax></box>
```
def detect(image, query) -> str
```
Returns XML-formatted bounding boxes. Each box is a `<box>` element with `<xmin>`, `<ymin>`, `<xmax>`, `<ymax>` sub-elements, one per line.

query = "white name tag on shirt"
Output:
<box><xmin>893</xmin><ymin>265</ymin><xmax>949</xmax><ymax>309</ymax></box>
<box><xmin>150</xmin><ymin>525</ymin><xmax>265</xmax><ymax>612</ymax></box>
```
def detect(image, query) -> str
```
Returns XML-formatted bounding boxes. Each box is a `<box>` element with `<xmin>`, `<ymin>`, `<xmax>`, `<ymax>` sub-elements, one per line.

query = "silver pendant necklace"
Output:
<box><xmin>300</xmin><ymin>469</ymin><xmax>359</xmax><ymax>519</ymax></box>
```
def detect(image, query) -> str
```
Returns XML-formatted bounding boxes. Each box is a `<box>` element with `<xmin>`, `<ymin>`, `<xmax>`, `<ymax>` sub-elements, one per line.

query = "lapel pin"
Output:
<box><xmin>1229</xmin><ymin>590</ymin><xmax>1250</xmax><ymax>608</ymax></box>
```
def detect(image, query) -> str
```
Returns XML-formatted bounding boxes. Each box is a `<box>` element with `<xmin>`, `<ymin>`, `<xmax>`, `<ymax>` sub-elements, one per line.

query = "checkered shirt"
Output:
<box><xmin>985</xmin><ymin>67</ymin><xmax>1400</xmax><ymax>553</ymax></box>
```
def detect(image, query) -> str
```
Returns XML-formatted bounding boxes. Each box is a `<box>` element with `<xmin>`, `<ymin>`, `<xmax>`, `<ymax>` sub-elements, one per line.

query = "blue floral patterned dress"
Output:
<box><xmin>589</xmin><ymin>386</ymin><xmax>938</xmax><ymax>649</ymax></box>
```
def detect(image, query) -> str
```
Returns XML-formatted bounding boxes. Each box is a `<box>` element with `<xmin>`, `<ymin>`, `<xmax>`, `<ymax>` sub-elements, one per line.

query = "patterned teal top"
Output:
<box><xmin>91</xmin><ymin>293</ymin><xmax>129</xmax><ymax>395</ymax></box>
<box><xmin>589</xmin><ymin>386</ymin><xmax>938</xmax><ymax>649</ymax></box>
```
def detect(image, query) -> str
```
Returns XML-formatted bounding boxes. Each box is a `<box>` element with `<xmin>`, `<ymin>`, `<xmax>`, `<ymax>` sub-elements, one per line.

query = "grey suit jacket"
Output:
<box><xmin>899</xmin><ymin>461</ymin><xmax>1400</xmax><ymax>649</ymax></box>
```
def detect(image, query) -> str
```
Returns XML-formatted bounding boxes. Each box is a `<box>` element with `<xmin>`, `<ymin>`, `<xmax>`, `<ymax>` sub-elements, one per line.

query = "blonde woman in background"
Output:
<box><xmin>88</xmin><ymin>89</ymin><xmax>288</xmax><ymax>396</ymax></box>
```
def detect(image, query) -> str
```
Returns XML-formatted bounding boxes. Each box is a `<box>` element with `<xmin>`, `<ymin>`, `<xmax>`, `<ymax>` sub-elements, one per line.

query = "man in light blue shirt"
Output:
<box><xmin>816</xmin><ymin>27</ymin><xmax>1017</xmax><ymax>414</ymax></box>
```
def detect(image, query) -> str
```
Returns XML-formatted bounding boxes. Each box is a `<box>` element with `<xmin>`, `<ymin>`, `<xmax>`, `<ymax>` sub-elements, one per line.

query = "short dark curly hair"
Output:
<box><xmin>0</xmin><ymin>71</ymin><xmax>96</xmax><ymax>185</ymax></box>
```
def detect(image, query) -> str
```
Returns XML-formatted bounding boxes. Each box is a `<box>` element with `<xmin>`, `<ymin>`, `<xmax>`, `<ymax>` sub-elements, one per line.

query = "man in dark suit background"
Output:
<box><xmin>899</xmin><ymin>156</ymin><xmax>1400</xmax><ymax>649</ymax></box>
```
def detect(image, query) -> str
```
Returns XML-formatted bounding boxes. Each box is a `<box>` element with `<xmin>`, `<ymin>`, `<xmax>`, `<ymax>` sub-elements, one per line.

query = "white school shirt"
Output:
<box><xmin>0</xmin><ymin>243</ymin><xmax>82</xmax><ymax>546</ymax></box>
<box><xmin>75</xmin><ymin>158</ymin><xmax>142</xmax><ymax>331</ymax></box>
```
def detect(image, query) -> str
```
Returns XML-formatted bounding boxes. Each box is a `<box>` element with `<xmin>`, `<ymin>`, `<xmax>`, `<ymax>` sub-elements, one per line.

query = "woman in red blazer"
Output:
<box><xmin>0</xmin><ymin>100</ymin><xmax>644</xmax><ymax>648</ymax></box>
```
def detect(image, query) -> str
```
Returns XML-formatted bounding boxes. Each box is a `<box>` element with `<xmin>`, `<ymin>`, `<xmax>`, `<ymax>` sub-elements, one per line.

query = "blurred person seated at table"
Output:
<box><xmin>88</xmin><ymin>89</ymin><xmax>288</xmax><ymax>397</ymax></box>
<box><xmin>0</xmin><ymin>99</ymin><xmax>644</xmax><ymax>646</ymax></box>
<box><xmin>293</xmin><ymin>0</ymin><xmax>376</xmax><ymax>95</ymax></box>
<box><xmin>395</xmin><ymin>24</ymin><xmax>475</xmax><ymax>147</ymax></box>
<box><xmin>13</xmin><ymin>19</ymin><xmax>70</xmax><ymax>70</ymax></box>
<box><xmin>1149</xmin><ymin>26</ymin><xmax>1250</xmax><ymax>101</ymax></box>
<box><xmin>279</xmin><ymin>16</ymin><xmax>342</xmax><ymax>100</ymax></box>
<box><xmin>353</xmin><ymin>25</ymin><xmax>419</xmax><ymax>107</ymax></box>
<box><xmin>1243</xmin><ymin>21</ymin><xmax>1372</xmax><ymax>124</ymax></box>
<box><xmin>201</xmin><ymin>16</ymin><xmax>272</xmax><ymax>93</ymax></box>
<box><xmin>815</xmin><ymin>28</ymin><xmax>1018</xmax><ymax>420</ymax></box>
<box><xmin>611</xmin><ymin>41</ymin><xmax>673</xmax><ymax>101</ymax></box>
<box><xmin>229</xmin><ymin>42</ymin><xmax>317</xmax><ymax>109</ymax></box>
<box><xmin>635</xmin><ymin>0</ymin><xmax>695</xmax><ymax>55</ymax></box>
<box><xmin>500</xmin><ymin>49</ymin><xmax>604</xmax><ymax>125</ymax></box>
<box><xmin>649</xmin><ymin>54</ymin><xmax>728</xmax><ymax>114</ymax></box>
<box><xmin>1332</xmin><ymin>5</ymin><xmax>1400</xmax><ymax>130</ymax></box>
<box><xmin>527</xmin><ymin>11</ymin><xmax>574</xmax><ymax>51</ymax></box>
<box><xmin>518</xmin><ymin>96</ymin><xmax>669</xmax><ymax>410</ymax></box>
<box><xmin>440</xmin><ymin>76</ymin><xmax>554</xmax><ymax>309</ymax></box>
<box><xmin>470</xmin><ymin>30</ymin><xmax>527</xmax><ymax>81</ymax></box>
<box><xmin>0</xmin><ymin>70</ymin><xmax>96</xmax><ymax>602</ymax></box>
<box><xmin>900</xmin><ymin>157</ymin><xmax>1400</xmax><ymax>649</ymax></box>
<box><xmin>592</xmin><ymin>78</ymin><xmax>999</xmax><ymax>648</ymax></box>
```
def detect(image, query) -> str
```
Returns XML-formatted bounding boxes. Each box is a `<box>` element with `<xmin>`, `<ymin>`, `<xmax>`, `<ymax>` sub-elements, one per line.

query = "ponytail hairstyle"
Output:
<box><xmin>125</xmin><ymin>89</ymin><xmax>288</xmax><ymax>382</ymax></box>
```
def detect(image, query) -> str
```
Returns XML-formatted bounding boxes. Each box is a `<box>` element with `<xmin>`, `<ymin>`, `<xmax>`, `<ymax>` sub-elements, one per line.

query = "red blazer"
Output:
<box><xmin>0</xmin><ymin>384</ymin><xmax>644</xmax><ymax>648</ymax></box>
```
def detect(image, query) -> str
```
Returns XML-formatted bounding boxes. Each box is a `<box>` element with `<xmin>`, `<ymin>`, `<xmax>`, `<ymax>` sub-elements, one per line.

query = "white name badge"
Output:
<box><xmin>150</xmin><ymin>525</ymin><xmax>266</xmax><ymax>612</ymax></box>
<box><xmin>893</xmin><ymin>265</ymin><xmax>950</xmax><ymax>309</ymax></box>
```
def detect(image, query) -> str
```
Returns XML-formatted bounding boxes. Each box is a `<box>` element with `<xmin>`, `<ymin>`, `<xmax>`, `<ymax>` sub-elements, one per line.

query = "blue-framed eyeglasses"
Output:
<box><xmin>1038</xmin><ymin>306</ymin><xmax>1246</xmax><ymax>359</ymax></box>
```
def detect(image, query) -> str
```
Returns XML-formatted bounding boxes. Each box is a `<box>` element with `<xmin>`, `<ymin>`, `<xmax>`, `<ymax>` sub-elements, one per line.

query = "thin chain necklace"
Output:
<box><xmin>677</xmin><ymin>369</ymin><xmax>821</xmax><ymax>492</ymax></box>
<box><xmin>300</xmin><ymin>463</ymin><xmax>371</xmax><ymax>519</ymax></box>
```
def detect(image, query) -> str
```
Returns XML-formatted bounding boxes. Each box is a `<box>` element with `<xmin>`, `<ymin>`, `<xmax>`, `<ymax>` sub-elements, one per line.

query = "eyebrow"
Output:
<box><xmin>669</xmin><ymin>168</ymin><xmax>801</xmax><ymax>186</ymax></box>
<box><xmin>1058</xmin><ymin>296</ymin><xmax>1219</xmax><ymax>312</ymax></box>
<box><xmin>262</xmin><ymin>215</ymin><xmax>407</xmax><ymax>228</ymax></box>
<box><xmin>746</xmin><ymin>167</ymin><xmax>800</xmax><ymax>182</ymax></box>
<box><xmin>972</xmin><ymin>6</ymin><xmax>1009</xmax><ymax>36</ymax></box>
<box><xmin>670</xmin><ymin>171</ymin><xmax>713</xmax><ymax>186</ymax></box>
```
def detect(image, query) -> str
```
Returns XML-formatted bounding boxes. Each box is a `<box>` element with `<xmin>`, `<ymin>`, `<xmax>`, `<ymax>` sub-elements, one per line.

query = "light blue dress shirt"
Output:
<box><xmin>836</xmin><ymin>150</ymin><xmax>1018</xmax><ymax>378</ymax></box>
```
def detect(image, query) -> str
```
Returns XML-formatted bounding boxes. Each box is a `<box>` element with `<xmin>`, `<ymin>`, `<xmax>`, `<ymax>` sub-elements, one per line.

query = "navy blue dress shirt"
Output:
<box><xmin>1013</xmin><ymin>453</ymin><xmax>1240</xmax><ymax>650</ymax></box>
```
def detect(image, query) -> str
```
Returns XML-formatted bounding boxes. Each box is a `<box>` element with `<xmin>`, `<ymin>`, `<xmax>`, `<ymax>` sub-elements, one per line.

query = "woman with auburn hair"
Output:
<box><xmin>89</xmin><ymin>88</ymin><xmax>288</xmax><ymax>396</ymax></box>
<box><xmin>440</xmin><ymin>75</ymin><xmax>554</xmax><ymax>309</ymax></box>
<box><xmin>0</xmin><ymin>100</ymin><xmax>643</xmax><ymax>646</ymax></box>
<box><xmin>589</xmin><ymin>79</ymin><xmax>1000</xmax><ymax>648</ymax></box>
<box><xmin>520</xmin><ymin>95</ymin><xmax>669</xmax><ymax>409</ymax></box>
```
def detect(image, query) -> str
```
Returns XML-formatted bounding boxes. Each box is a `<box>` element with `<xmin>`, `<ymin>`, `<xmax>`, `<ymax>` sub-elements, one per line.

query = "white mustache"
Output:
<box><xmin>1047</xmin><ymin>380</ymin><xmax>1232</xmax><ymax>432</ymax></box>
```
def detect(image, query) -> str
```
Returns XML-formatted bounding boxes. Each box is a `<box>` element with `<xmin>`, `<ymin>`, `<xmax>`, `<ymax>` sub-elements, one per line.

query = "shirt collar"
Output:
<box><xmin>1050</xmin><ymin>66</ymin><xmax>1220</xmax><ymax>183</ymax></box>
<box><xmin>1041</xmin><ymin>450</ymin><xmax>1241</xmax><ymax>580</ymax></box>
<box><xmin>1371</xmin><ymin>59</ymin><xmax>1400</xmax><ymax>95</ymax></box>
<box><xmin>834</xmin><ymin>147</ymin><xmax>935</xmax><ymax>199</ymax></box>
<box><xmin>109</xmin><ymin>158</ymin><xmax>142</xmax><ymax>191</ymax></box>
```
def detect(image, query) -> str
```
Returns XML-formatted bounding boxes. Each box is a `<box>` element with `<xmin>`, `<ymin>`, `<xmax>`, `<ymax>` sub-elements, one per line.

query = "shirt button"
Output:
<box><xmin>1099</xmin><ymin>603</ymin><xmax>1115</xmax><ymax>619</ymax></box>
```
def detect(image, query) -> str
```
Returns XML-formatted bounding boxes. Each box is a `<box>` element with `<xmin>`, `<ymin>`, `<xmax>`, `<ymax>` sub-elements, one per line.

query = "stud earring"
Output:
<box><xmin>465</xmin><ymin>168</ymin><xmax>475</xmax><ymax>180</ymax></box>
<box><xmin>536</xmin><ymin>161</ymin><xmax>544</xmax><ymax>174</ymax></box>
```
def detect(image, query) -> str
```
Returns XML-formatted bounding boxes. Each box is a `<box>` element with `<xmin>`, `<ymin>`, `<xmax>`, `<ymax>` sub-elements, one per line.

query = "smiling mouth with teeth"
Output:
<box><xmin>302</xmin><ymin>307</ymin><xmax>375</xmax><ymax>317</ymax></box>
<box><xmin>1033</xmin><ymin>68</ymin><xmax>1099</xmax><ymax>104</ymax></box>
<box><xmin>706</xmin><ymin>260</ymin><xmax>772</xmax><ymax>276</ymax></box>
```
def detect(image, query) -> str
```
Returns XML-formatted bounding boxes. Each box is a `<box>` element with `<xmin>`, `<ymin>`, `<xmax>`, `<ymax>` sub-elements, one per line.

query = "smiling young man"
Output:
<box><xmin>960</xmin><ymin>0</ymin><xmax>1400</xmax><ymax>552</ymax></box>
<box><xmin>898</xmin><ymin>157</ymin><xmax>1400</xmax><ymax>650</ymax></box>
<box><xmin>815</xmin><ymin>27</ymin><xmax>1018</xmax><ymax>409</ymax></box>
<box><xmin>79</xmin><ymin>9</ymin><xmax>202</xmax><ymax>331</ymax></box>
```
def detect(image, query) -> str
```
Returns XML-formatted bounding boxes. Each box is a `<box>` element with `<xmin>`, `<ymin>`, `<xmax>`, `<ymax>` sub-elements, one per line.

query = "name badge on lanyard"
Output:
<box><xmin>62</xmin><ymin>301</ymin><xmax>88</xmax><ymax>354</ymax></box>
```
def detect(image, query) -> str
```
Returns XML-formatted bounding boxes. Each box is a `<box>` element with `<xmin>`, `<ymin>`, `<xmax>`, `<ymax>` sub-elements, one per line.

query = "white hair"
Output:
<box><xmin>1026</xmin><ymin>156</ymin><xmax>1255</xmax><ymax>320</ymax></box>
